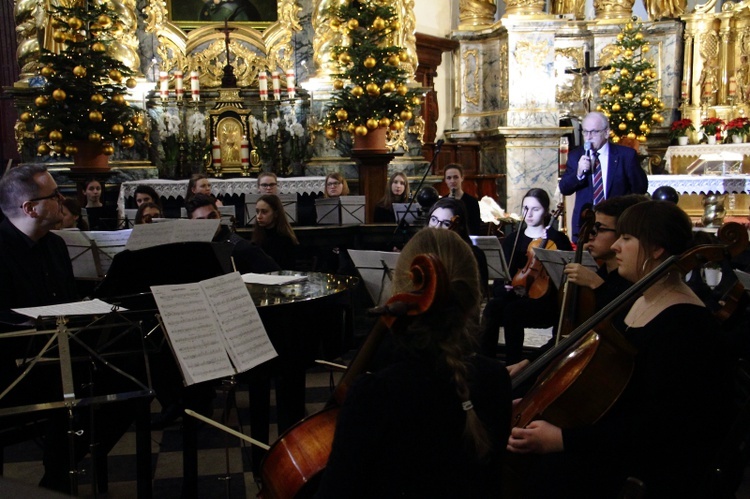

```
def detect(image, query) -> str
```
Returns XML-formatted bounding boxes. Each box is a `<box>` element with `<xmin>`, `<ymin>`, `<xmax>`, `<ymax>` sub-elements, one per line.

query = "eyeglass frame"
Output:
<box><xmin>259</xmin><ymin>183</ymin><xmax>278</xmax><ymax>188</ymax></box>
<box><xmin>590</xmin><ymin>222</ymin><xmax>617</xmax><ymax>237</ymax></box>
<box><xmin>582</xmin><ymin>128</ymin><xmax>608</xmax><ymax>136</ymax></box>
<box><xmin>428</xmin><ymin>215</ymin><xmax>452</xmax><ymax>229</ymax></box>
<box><xmin>326</xmin><ymin>181</ymin><xmax>343</xmax><ymax>187</ymax></box>
<box><xmin>21</xmin><ymin>188</ymin><xmax>62</xmax><ymax>207</ymax></box>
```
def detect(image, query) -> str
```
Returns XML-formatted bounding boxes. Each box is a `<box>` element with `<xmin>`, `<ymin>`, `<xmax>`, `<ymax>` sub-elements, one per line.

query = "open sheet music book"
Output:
<box><xmin>151</xmin><ymin>272</ymin><xmax>277</xmax><ymax>386</ymax></box>
<box><xmin>52</xmin><ymin>229</ymin><xmax>132</xmax><ymax>278</ymax></box>
<box><xmin>125</xmin><ymin>219</ymin><xmax>219</xmax><ymax>252</ymax></box>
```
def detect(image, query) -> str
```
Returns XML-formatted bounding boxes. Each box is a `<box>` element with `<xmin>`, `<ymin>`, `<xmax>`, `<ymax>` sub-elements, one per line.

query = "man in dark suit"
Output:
<box><xmin>559</xmin><ymin>112</ymin><xmax>648</xmax><ymax>241</ymax></box>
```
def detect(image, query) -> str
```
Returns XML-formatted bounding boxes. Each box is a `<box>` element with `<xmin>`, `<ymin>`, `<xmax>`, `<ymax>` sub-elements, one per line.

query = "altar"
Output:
<box><xmin>664</xmin><ymin>144</ymin><xmax>750</xmax><ymax>175</ymax></box>
<box><xmin>648</xmin><ymin>174</ymin><xmax>750</xmax><ymax>224</ymax></box>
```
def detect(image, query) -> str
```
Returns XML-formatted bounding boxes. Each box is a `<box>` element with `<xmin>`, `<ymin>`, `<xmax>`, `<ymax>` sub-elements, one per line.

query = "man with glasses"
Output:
<box><xmin>559</xmin><ymin>112</ymin><xmax>647</xmax><ymax>242</ymax></box>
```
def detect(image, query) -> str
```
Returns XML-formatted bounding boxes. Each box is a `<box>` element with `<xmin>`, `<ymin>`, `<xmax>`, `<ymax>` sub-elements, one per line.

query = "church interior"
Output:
<box><xmin>2</xmin><ymin>0</ymin><xmax>750</xmax><ymax>496</ymax></box>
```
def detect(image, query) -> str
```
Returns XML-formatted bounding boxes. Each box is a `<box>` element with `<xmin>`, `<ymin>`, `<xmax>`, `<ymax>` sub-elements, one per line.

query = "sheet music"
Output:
<box><xmin>532</xmin><ymin>248</ymin><xmax>598</xmax><ymax>289</ymax></box>
<box><xmin>470</xmin><ymin>236</ymin><xmax>509</xmax><ymax>281</ymax></box>
<box><xmin>125</xmin><ymin>219</ymin><xmax>219</xmax><ymax>251</ymax></box>
<box><xmin>201</xmin><ymin>273</ymin><xmax>277</xmax><ymax>373</ymax></box>
<box><xmin>151</xmin><ymin>282</ymin><xmax>235</xmax><ymax>385</ymax></box>
<box><xmin>151</xmin><ymin>272</ymin><xmax>277</xmax><ymax>385</ymax></box>
<box><xmin>348</xmin><ymin>249</ymin><xmax>400</xmax><ymax>305</ymax></box>
<box><xmin>241</xmin><ymin>273</ymin><xmax>309</xmax><ymax>286</ymax></box>
<box><xmin>53</xmin><ymin>229</ymin><xmax>130</xmax><ymax>278</ymax></box>
<box><xmin>12</xmin><ymin>299</ymin><xmax>123</xmax><ymax>319</ymax></box>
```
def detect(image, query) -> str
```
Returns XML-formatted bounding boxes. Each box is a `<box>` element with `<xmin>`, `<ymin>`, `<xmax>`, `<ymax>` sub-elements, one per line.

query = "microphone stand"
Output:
<box><xmin>389</xmin><ymin>139</ymin><xmax>444</xmax><ymax>246</ymax></box>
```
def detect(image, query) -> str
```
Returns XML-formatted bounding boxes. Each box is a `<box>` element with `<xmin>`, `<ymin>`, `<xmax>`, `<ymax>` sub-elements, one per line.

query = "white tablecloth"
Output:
<box><xmin>118</xmin><ymin>177</ymin><xmax>326</xmax><ymax>213</ymax></box>
<box><xmin>664</xmin><ymin>143</ymin><xmax>750</xmax><ymax>173</ymax></box>
<box><xmin>647</xmin><ymin>174</ymin><xmax>750</xmax><ymax>195</ymax></box>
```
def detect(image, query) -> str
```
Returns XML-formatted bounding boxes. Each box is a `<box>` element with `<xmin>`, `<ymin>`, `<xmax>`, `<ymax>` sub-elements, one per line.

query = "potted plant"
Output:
<box><xmin>724</xmin><ymin>117</ymin><xmax>750</xmax><ymax>143</ymax></box>
<box><xmin>700</xmin><ymin>117</ymin><xmax>725</xmax><ymax>144</ymax></box>
<box><xmin>322</xmin><ymin>0</ymin><xmax>419</xmax><ymax>152</ymax></box>
<box><xmin>669</xmin><ymin>119</ymin><xmax>695</xmax><ymax>145</ymax></box>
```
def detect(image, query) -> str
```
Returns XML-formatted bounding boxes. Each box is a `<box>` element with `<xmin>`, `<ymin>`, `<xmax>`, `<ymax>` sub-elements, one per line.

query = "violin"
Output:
<box><xmin>510</xmin><ymin>203</ymin><xmax>563</xmax><ymax>299</ymax></box>
<box><xmin>259</xmin><ymin>254</ymin><xmax>450</xmax><ymax>499</ymax></box>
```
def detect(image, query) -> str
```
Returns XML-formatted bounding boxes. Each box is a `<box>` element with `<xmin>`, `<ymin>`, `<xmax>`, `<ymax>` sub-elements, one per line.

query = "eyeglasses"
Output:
<box><xmin>326</xmin><ymin>181</ymin><xmax>342</xmax><ymax>187</ymax></box>
<box><xmin>582</xmin><ymin>128</ymin><xmax>607</xmax><ymax>136</ymax></box>
<box><xmin>259</xmin><ymin>183</ymin><xmax>277</xmax><ymax>188</ymax></box>
<box><xmin>23</xmin><ymin>188</ymin><xmax>61</xmax><ymax>206</ymax></box>
<box><xmin>429</xmin><ymin>215</ymin><xmax>452</xmax><ymax>229</ymax></box>
<box><xmin>590</xmin><ymin>222</ymin><xmax>616</xmax><ymax>237</ymax></box>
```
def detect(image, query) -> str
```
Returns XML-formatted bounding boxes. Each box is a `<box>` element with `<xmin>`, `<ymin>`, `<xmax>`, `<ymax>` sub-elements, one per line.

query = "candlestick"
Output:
<box><xmin>212</xmin><ymin>137</ymin><xmax>221</xmax><ymax>171</ymax></box>
<box><xmin>259</xmin><ymin>71</ymin><xmax>268</xmax><ymax>101</ymax></box>
<box><xmin>286</xmin><ymin>69</ymin><xmax>295</xmax><ymax>99</ymax></box>
<box><xmin>681</xmin><ymin>80</ymin><xmax>688</xmax><ymax>100</ymax></box>
<box><xmin>240</xmin><ymin>136</ymin><xmax>250</xmax><ymax>170</ymax></box>
<box><xmin>729</xmin><ymin>76</ymin><xmax>737</xmax><ymax>96</ymax></box>
<box><xmin>272</xmin><ymin>71</ymin><xmax>281</xmax><ymax>100</ymax></box>
<box><xmin>703</xmin><ymin>81</ymin><xmax>713</xmax><ymax>97</ymax></box>
<box><xmin>159</xmin><ymin>71</ymin><xmax>169</xmax><ymax>100</ymax></box>
<box><xmin>175</xmin><ymin>70</ymin><xmax>184</xmax><ymax>100</ymax></box>
<box><xmin>190</xmin><ymin>71</ymin><xmax>200</xmax><ymax>102</ymax></box>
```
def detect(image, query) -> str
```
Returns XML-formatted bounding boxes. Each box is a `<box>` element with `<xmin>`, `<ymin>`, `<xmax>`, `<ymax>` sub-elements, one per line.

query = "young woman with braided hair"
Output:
<box><xmin>315</xmin><ymin>229</ymin><xmax>511</xmax><ymax>498</ymax></box>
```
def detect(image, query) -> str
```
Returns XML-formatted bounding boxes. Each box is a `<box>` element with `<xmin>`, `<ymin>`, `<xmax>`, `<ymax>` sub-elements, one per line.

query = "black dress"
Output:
<box><xmin>459</xmin><ymin>193</ymin><xmax>481</xmax><ymax>235</ymax></box>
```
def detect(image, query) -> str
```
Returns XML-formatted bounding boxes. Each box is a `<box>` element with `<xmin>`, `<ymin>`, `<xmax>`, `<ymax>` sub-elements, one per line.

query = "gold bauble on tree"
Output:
<box><xmin>635</xmin><ymin>74</ymin><xmax>644</xmax><ymax>82</ymax></box>
<box><xmin>390</xmin><ymin>120</ymin><xmax>404</xmax><ymax>131</ymax></box>
<box><xmin>618</xmin><ymin>123</ymin><xmax>627</xmax><ymax>130</ymax></box>
<box><xmin>641</xmin><ymin>99</ymin><xmax>651</xmax><ymax>107</ymax></box>
<box><xmin>388</xmin><ymin>55</ymin><xmax>400</xmax><ymax>66</ymax></box>
<box><xmin>92</xmin><ymin>42</ymin><xmax>106</xmax><ymax>52</ymax></box>
<box><xmin>382</xmin><ymin>81</ymin><xmax>395</xmax><ymax>93</ymax></box>
<box><xmin>73</xmin><ymin>65</ymin><xmax>86</xmax><ymax>77</ymax></box>
<box><xmin>336</xmin><ymin>108</ymin><xmax>349</xmax><ymax>120</ymax></box>
<box><xmin>121</xmin><ymin>135</ymin><xmax>135</xmax><ymax>148</ymax></box>
<box><xmin>35</xmin><ymin>96</ymin><xmax>49</xmax><ymax>108</ymax></box>
<box><xmin>411</xmin><ymin>96</ymin><xmax>421</xmax><ymax>106</ymax></box>
<box><xmin>102</xmin><ymin>144</ymin><xmax>115</xmax><ymax>156</ymax></box>
<box><xmin>620</xmin><ymin>68</ymin><xmax>629</xmax><ymax>76</ymax></box>
<box><xmin>97</xmin><ymin>15</ymin><xmax>112</xmax><ymax>28</ymax></box>
<box><xmin>324</xmin><ymin>127</ymin><xmax>337</xmax><ymax>139</ymax></box>
<box><xmin>639</xmin><ymin>123</ymin><xmax>648</xmax><ymax>131</ymax></box>
<box><xmin>396</xmin><ymin>84</ymin><xmax>408</xmax><ymax>96</ymax></box>
<box><xmin>91</xmin><ymin>93</ymin><xmax>105</xmax><ymax>105</ymax></box>
<box><xmin>53</xmin><ymin>144</ymin><xmax>64</xmax><ymax>154</ymax></box>
<box><xmin>399</xmin><ymin>51</ymin><xmax>408</xmax><ymax>62</ymax></box>
<box><xmin>89</xmin><ymin>110</ymin><xmax>103</xmax><ymax>122</ymax></box>
<box><xmin>126</xmin><ymin>78</ymin><xmax>137</xmax><ymax>89</ymax></box>
<box><xmin>354</xmin><ymin>125</ymin><xmax>368</xmax><ymax>136</ymax></box>
<box><xmin>34</xmin><ymin>124</ymin><xmax>45</xmax><ymax>135</ymax></box>
<box><xmin>330</xmin><ymin>18</ymin><xmax>340</xmax><ymax>30</ymax></box>
<box><xmin>624</xmin><ymin>50</ymin><xmax>633</xmax><ymax>58</ymax></box>
<box><xmin>68</xmin><ymin>17</ymin><xmax>83</xmax><ymax>31</ymax></box>
<box><xmin>333</xmin><ymin>79</ymin><xmax>345</xmax><ymax>90</ymax></box>
<box><xmin>53</xmin><ymin>31</ymin><xmax>66</xmax><ymax>43</ymax></box>
<box><xmin>347</xmin><ymin>123</ymin><xmax>356</xmax><ymax>134</ymax></box>
<box><xmin>612</xmin><ymin>103</ymin><xmax>621</xmax><ymax>111</ymax></box>
<box><xmin>400</xmin><ymin>110</ymin><xmax>412</xmax><ymax>121</ymax></box>
<box><xmin>392</xmin><ymin>20</ymin><xmax>402</xmax><ymax>30</ymax></box>
<box><xmin>624</xmin><ymin>92</ymin><xmax>633</xmax><ymax>100</ymax></box>
<box><xmin>372</xmin><ymin>17</ymin><xmax>385</xmax><ymax>30</ymax></box>
<box><xmin>379</xmin><ymin>117</ymin><xmax>391</xmax><ymax>128</ymax></box>
<box><xmin>40</xmin><ymin>66</ymin><xmax>55</xmax><ymax>77</ymax></box>
<box><xmin>88</xmin><ymin>132</ymin><xmax>102</xmax><ymax>142</ymax></box>
<box><xmin>65</xmin><ymin>144</ymin><xmax>78</xmax><ymax>155</ymax></box>
<box><xmin>52</xmin><ymin>89</ymin><xmax>66</xmax><ymax>101</ymax></box>
<box><xmin>49</xmin><ymin>130</ymin><xmax>63</xmax><ymax>142</ymax></box>
<box><xmin>363</xmin><ymin>56</ymin><xmax>377</xmax><ymax>69</ymax></box>
<box><xmin>111</xmin><ymin>124</ymin><xmax>124</xmax><ymax>136</ymax></box>
<box><xmin>109</xmin><ymin>69</ymin><xmax>122</xmax><ymax>82</ymax></box>
<box><xmin>19</xmin><ymin>112</ymin><xmax>33</xmax><ymax>123</ymax></box>
<box><xmin>610</xmin><ymin>85</ymin><xmax>620</xmax><ymax>93</ymax></box>
<box><xmin>37</xmin><ymin>144</ymin><xmax>50</xmax><ymax>155</ymax></box>
<box><xmin>112</xmin><ymin>94</ymin><xmax>126</xmax><ymax>106</ymax></box>
<box><xmin>351</xmin><ymin>85</ymin><xmax>364</xmax><ymax>97</ymax></box>
<box><xmin>365</xmin><ymin>83</ymin><xmax>380</xmax><ymax>96</ymax></box>
<box><xmin>338</xmin><ymin>53</ymin><xmax>352</xmax><ymax>64</ymax></box>
<box><xmin>627</xmin><ymin>132</ymin><xmax>636</xmax><ymax>139</ymax></box>
<box><xmin>366</xmin><ymin>118</ymin><xmax>379</xmax><ymax>129</ymax></box>
<box><xmin>626</xmin><ymin>111</ymin><xmax>635</xmax><ymax>120</ymax></box>
<box><xmin>347</xmin><ymin>19</ymin><xmax>359</xmax><ymax>30</ymax></box>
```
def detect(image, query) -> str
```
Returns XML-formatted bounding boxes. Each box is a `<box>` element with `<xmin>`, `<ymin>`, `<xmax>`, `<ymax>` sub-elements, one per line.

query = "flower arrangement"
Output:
<box><xmin>250</xmin><ymin>106</ymin><xmax>307</xmax><ymax>170</ymax></box>
<box><xmin>700</xmin><ymin>117</ymin><xmax>725</xmax><ymax>137</ymax></box>
<box><xmin>669</xmin><ymin>119</ymin><xmax>695</xmax><ymax>139</ymax></box>
<box><xmin>724</xmin><ymin>117</ymin><xmax>750</xmax><ymax>138</ymax></box>
<box><xmin>156</xmin><ymin>107</ymin><xmax>181</xmax><ymax>164</ymax></box>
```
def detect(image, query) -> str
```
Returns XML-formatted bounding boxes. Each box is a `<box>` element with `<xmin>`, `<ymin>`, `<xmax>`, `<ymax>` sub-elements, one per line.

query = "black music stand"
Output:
<box><xmin>0</xmin><ymin>311</ymin><xmax>155</xmax><ymax>497</ymax></box>
<box><xmin>347</xmin><ymin>249</ymin><xmax>400</xmax><ymax>306</ymax></box>
<box><xmin>315</xmin><ymin>196</ymin><xmax>366</xmax><ymax>225</ymax></box>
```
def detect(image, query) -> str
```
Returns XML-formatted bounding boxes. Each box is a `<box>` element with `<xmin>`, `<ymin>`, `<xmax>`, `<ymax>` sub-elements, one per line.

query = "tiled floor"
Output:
<box><xmin>2</xmin><ymin>366</ymin><xmax>342</xmax><ymax>498</ymax></box>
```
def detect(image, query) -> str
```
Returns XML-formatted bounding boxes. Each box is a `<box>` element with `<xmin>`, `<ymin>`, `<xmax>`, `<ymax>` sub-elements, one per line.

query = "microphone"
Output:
<box><xmin>583</xmin><ymin>141</ymin><xmax>592</xmax><ymax>159</ymax></box>
<box><xmin>435</xmin><ymin>139</ymin><xmax>445</xmax><ymax>153</ymax></box>
<box><xmin>450</xmin><ymin>188</ymin><xmax>456</xmax><ymax>198</ymax></box>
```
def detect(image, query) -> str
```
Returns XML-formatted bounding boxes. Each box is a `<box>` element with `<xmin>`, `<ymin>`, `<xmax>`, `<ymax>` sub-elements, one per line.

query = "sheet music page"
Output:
<box><xmin>52</xmin><ymin>230</ymin><xmax>98</xmax><ymax>278</ymax></box>
<box><xmin>533</xmin><ymin>248</ymin><xmax>598</xmax><ymax>289</ymax></box>
<box><xmin>12</xmin><ymin>299</ymin><xmax>123</xmax><ymax>319</ymax></box>
<box><xmin>125</xmin><ymin>219</ymin><xmax>219</xmax><ymax>251</ymax></box>
<box><xmin>347</xmin><ymin>249</ymin><xmax>400</xmax><ymax>305</ymax></box>
<box><xmin>151</xmin><ymin>282</ymin><xmax>235</xmax><ymax>385</ymax></box>
<box><xmin>201</xmin><ymin>273</ymin><xmax>277</xmax><ymax>373</ymax></box>
<box><xmin>87</xmin><ymin>230</ymin><xmax>132</xmax><ymax>274</ymax></box>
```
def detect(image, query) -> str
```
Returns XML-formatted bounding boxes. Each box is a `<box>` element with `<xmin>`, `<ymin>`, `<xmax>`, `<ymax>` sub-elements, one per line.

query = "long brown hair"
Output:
<box><xmin>251</xmin><ymin>194</ymin><xmax>299</xmax><ymax>245</ymax></box>
<box><xmin>378</xmin><ymin>171</ymin><xmax>410</xmax><ymax>210</ymax></box>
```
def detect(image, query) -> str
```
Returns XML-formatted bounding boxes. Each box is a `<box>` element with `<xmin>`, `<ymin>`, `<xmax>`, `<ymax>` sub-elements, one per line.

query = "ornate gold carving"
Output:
<box><xmin>514</xmin><ymin>41</ymin><xmax>547</xmax><ymax>72</ymax></box>
<box><xmin>555</xmin><ymin>47</ymin><xmax>583</xmax><ymax>103</ymax></box>
<box><xmin>462</xmin><ymin>49</ymin><xmax>481</xmax><ymax>106</ymax></box>
<box><xmin>693</xmin><ymin>0</ymin><xmax>717</xmax><ymax>15</ymax></box>
<box><xmin>644</xmin><ymin>0</ymin><xmax>686</xmax><ymax>21</ymax></box>
<box><xmin>593</xmin><ymin>0</ymin><xmax>635</xmax><ymax>20</ymax></box>
<box><xmin>408</xmin><ymin>115</ymin><xmax>426</xmax><ymax>145</ymax></box>
<box><xmin>499</xmin><ymin>44</ymin><xmax>508</xmax><ymax>102</ymax></box>
<box><xmin>386</xmin><ymin>128</ymin><xmax>408</xmax><ymax>152</ymax></box>
<box><xmin>458</xmin><ymin>0</ymin><xmax>497</xmax><ymax>29</ymax></box>
<box><xmin>504</xmin><ymin>0</ymin><xmax>546</xmax><ymax>17</ymax></box>
<box><xmin>551</xmin><ymin>0</ymin><xmax>585</xmax><ymax>21</ymax></box>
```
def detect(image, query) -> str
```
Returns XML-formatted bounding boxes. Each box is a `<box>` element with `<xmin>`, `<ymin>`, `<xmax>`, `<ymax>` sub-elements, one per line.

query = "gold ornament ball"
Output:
<box><xmin>131</xmin><ymin>114</ymin><xmax>143</xmax><ymax>126</ymax></box>
<box><xmin>109</xmin><ymin>69</ymin><xmax>122</xmax><ymax>82</ymax></box>
<box><xmin>635</xmin><ymin>33</ymin><xmax>644</xmax><ymax>40</ymax></box>
<box><xmin>634</xmin><ymin>74</ymin><xmax>644</xmax><ymax>82</ymax></box>
<box><xmin>111</xmin><ymin>124</ymin><xmax>124</xmax><ymax>136</ymax></box>
<box><xmin>102</xmin><ymin>144</ymin><xmax>115</xmax><ymax>156</ymax></box>
<box><xmin>600</xmin><ymin>88</ymin><xmax>609</xmax><ymax>96</ymax></box>
<box><xmin>112</xmin><ymin>94</ymin><xmax>126</xmax><ymax>106</ymax></box>
<box><xmin>73</xmin><ymin>65</ymin><xmax>86</xmax><ymax>77</ymax></box>
<box><xmin>364</xmin><ymin>56</ymin><xmax>377</xmax><ymax>69</ymax></box>
<box><xmin>354</xmin><ymin>125</ymin><xmax>368</xmax><ymax>137</ymax></box>
<box><xmin>68</xmin><ymin>17</ymin><xmax>83</xmax><ymax>31</ymax></box>
<box><xmin>624</xmin><ymin>92</ymin><xmax>633</xmax><ymax>100</ymax></box>
<box><xmin>53</xmin><ymin>144</ymin><xmax>64</xmax><ymax>154</ymax></box>
<box><xmin>657</xmin><ymin>114</ymin><xmax>664</xmax><ymax>122</ymax></box>
<box><xmin>366</xmin><ymin>118</ymin><xmax>379</xmax><ymax>130</ymax></box>
<box><xmin>612</xmin><ymin>49</ymin><xmax>620</xmax><ymax>57</ymax></box>
<box><xmin>379</xmin><ymin>117</ymin><xmax>391</xmax><ymax>128</ymax></box>
<box><xmin>626</xmin><ymin>22</ymin><xmax>633</xmax><ymax>30</ymax></box>
<box><xmin>52</xmin><ymin>89</ymin><xmax>66</xmax><ymax>101</ymax></box>
<box><xmin>392</xmin><ymin>20</ymin><xmax>402</xmax><ymax>31</ymax></box>
<box><xmin>400</xmin><ymin>110</ymin><xmax>413</xmax><ymax>121</ymax></box>
<box><xmin>338</xmin><ymin>53</ymin><xmax>352</xmax><ymax>65</ymax></box>
<box><xmin>382</xmin><ymin>81</ymin><xmax>395</xmax><ymax>93</ymax></box>
<box><xmin>627</xmin><ymin>132</ymin><xmax>636</xmax><ymax>139</ymax></box>
<box><xmin>642</xmin><ymin>45</ymin><xmax>650</xmax><ymax>53</ymax></box>
<box><xmin>611</xmin><ymin>136</ymin><xmax>620</xmax><ymax>144</ymax></box>
<box><xmin>89</xmin><ymin>110</ymin><xmax>103</xmax><ymax>122</ymax></box>
<box><xmin>391</xmin><ymin>120</ymin><xmax>404</xmax><ymax>131</ymax></box>
<box><xmin>126</xmin><ymin>78</ymin><xmax>137</xmax><ymax>89</ymax></box>
<box><xmin>411</xmin><ymin>96</ymin><xmax>421</xmax><ymax>106</ymax></box>
<box><xmin>330</xmin><ymin>19</ymin><xmax>340</xmax><ymax>30</ymax></box>
<box><xmin>97</xmin><ymin>15</ymin><xmax>112</xmax><ymax>28</ymax></box>
<box><xmin>92</xmin><ymin>42</ymin><xmax>106</xmax><ymax>53</ymax></box>
<box><xmin>399</xmin><ymin>51</ymin><xmax>408</xmax><ymax>62</ymax></box>
<box><xmin>388</xmin><ymin>55</ymin><xmax>400</xmax><ymax>66</ymax></box>
<box><xmin>89</xmin><ymin>132</ymin><xmax>102</xmax><ymax>143</ymax></box>
<box><xmin>639</xmin><ymin>123</ymin><xmax>648</xmax><ymax>132</ymax></box>
<box><xmin>34</xmin><ymin>124</ymin><xmax>45</xmax><ymax>135</ymax></box>
<box><xmin>610</xmin><ymin>85</ymin><xmax>620</xmax><ymax>94</ymax></box>
<box><xmin>617</xmin><ymin>33</ymin><xmax>624</xmax><ymax>41</ymax></box>
<box><xmin>49</xmin><ymin>130</ymin><xmax>63</xmax><ymax>142</ymax></box>
<box><xmin>372</xmin><ymin>17</ymin><xmax>385</xmax><ymax>30</ymax></box>
<box><xmin>40</xmin><ymin>66</ymin><xmax>55</xmax><ymax>78</ymax></box>
<box><xmin>618</xmin><ymin>123</ymin><xmax>627</xmax><ymax>131</ymax></box>
<box><xmin>324</xmin><ymin>127</ymin><xmax>337</xmax><ymax>140</ymax></box>
<box><xmin>347</xmin><ymin>19</ymin><xmax>359</xmax><ymax>30</ymax></box>
<box><xmin>121</xmin><ymin>135</ymin><xmax>135</xmax><ymax>148</ymax></box>
<box><xmin>365</xmin><ymin>83</ymin><xmax>380</xmax><ymax>96</ymax></box>
<box><xmin>637</xmin><ymin>135</ymin><xmax>647</xmax><ymax>142</ymax></box>
<box><xmin>641</xmin><ymin>99</ymin><xmax>651</xmax><ymax>107</ymax></box>
<box><xmin>651</xmin><ymin>112</ymin><xmax>661</xmax><ymax>121</ymax></box>
<box><xmin>336</xmin><ymin>108</ymin><xmax>348</xmax><ymax>121</ymax></box>
<box><xmin>91</xmin><ymin>93</ymin><xmax>105</xmax><ymax>105</ymax></box>
<box><xmin>596</xmin><ymin>104</ymin><xmax>603</xmax><ymax>112</ymax></box>
<box><xmin>53</xmin><ymin>31</ymin><xmax>65</xmax><ymax>43</ymax></box>
<box><xmin>351</xmin><ymin>85</ymin><xmax>364</xmax><ymax>97</ymax></box>
<box><xmin>35</xmin><ymin>96</ymin><xmax>48</xmax><ymax>108</ymax></box>
<box><xmin>347</xmin><ymin>123</ymin><xmax>356</xmax><ymax>134</ymax></box>
<box><xmin>19</xmin><ymin>112</ymin><xmax>33</xmax><ymax>123</ymax></box>
<box><xmin>37</xmin><ymin>143</ymin><xmax>50</xmax><ymax>155</ymax></box>
<box><xmin>603</xmin><ymin>111</ymin><xmax>611</xmax><ymax>118</ymax></box>
<box><xmin>65</xmin><ymin>144</ymin><xmax>78</xmax><ymax>155</ymax></box>
<box><xmin>612</xmin><ymin>103</ymin><xmax>621</xmax><ymax>112</ymax></box>
<box><xmin>333</xmin><ymin>79</ymin><xmax>344</xmax><ymax>90</ymax></box>
<box><xmin>624</xmin><ymin>50</ymin><xmax>633</xmax><ymax>58</ymax></box>
<box><xmin>627</xmin><ymin>112</ymin><xmax>635</xmax><ymax>120</ymax></box>
<box><xmin>620</xmin><ymin>68</ymin><xmax>629</xmax><ymax>77</ymax></box>
<box><xmin>396</xmin><ymin>84</ymin><xmax>408</xmax><ymax>96</ymax></box>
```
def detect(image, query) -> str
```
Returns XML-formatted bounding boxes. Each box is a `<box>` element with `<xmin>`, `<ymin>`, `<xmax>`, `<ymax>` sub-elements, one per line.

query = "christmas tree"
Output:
<box><xmin>596</xmin><ymin>19</ymin><xmax>665</xmax><ymax>144</ymax></box>
<box><xmin>19</xmin><ymin>2</ymin><xmax>141</xmax><ymax>158</ymax></box>
<box><xmin>323</xmin><ymin>0</ymin><xmax>419</xmax><ymax>140</ymax></box>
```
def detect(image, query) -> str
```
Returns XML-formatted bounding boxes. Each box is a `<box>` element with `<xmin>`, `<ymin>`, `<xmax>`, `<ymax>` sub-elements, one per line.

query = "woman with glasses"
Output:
<box><xmin>323</xmin><ymin>172</ymin><xmax>349</xmax><ymax>198</ymax></box>
<box><xmin>257</xmin><ymin>172</ymin><xmax>279</xmax><ymax>196</ymax></box>
<box><xmin>507</xmin><ymin>201</ymin><xmax>733</xmax><ymax>498</ymax></box>
<box><xmin>374</xmin><ymin>171</ymin><xmax>410</xmax><ymax>223</ymax></box>
<box><xmin>558</xmin><ymin>112</ymin><xmax>647</xmax><ymax>242</ymax></box>
<box><xmin>479</xmin><ymin>188</ymin><xmax>572</xmax><ymax>362</ymax></box>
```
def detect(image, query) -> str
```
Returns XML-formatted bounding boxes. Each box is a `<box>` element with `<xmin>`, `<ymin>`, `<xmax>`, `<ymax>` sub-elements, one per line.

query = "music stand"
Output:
<box><xmin>533</xmin><ymin>247</ymin><xmax>598</xmax><ymax>289</ymax></box>
<box><xmin>347</xmin><ymin>249</ymin><xmax>400</xmax><ymax>305</ymax></box>
<box><xmin>53</xmin><ymin>230</ymin><xmax>131</xmax><ymax>279</ymax></box>
<box><xmin>469</xmin><ymin>236</ymin><xmax>511</xmax><ymax>281</ymax></box>
<box><xmin>316</xmin><ymin>196</ymin><xmax>365</xmax><ymax>225</ymax></box>
<box><xmin>245</xmin><ymin>194</ymin><xmax>298</xmax><ymax>226</ymax></box>
<box><xmin>392</xmin><ymin>203</ymin><xmax>419</xmax><ymax>225</ymax></box>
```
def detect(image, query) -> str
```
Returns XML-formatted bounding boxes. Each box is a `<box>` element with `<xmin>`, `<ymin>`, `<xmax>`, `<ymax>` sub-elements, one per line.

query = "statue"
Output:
<box><xmin>644</xmin><ymin>0</ymin><xmax>687</xmax><ymax>21</ymax></box>
<box><xmin>550</xmin><ymin>0</ymin><xmax>585</xmax><ymax>20</ymax></box>
<box><xmin>736</xmin><ymin>54</ymin><xmax>750</xmax><ymax>104</ymax></box>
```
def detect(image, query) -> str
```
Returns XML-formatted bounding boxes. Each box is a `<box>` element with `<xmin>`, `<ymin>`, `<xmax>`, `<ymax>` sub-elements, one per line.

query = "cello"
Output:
<box><xmin>259</xmin><ymin>254</ymin><xmax>450</xmax><ymax>499</ymax></box>
<box><xmin>510</xmin><ymin>204</ymin><xmax>563</xmax><ymax>299</ymax></box>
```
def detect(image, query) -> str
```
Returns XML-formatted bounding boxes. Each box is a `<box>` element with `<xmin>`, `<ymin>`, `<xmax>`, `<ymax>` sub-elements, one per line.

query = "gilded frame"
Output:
<box><xmin>166</xmin><ymin>0</ymin><xmax>279</xmax><ymax>31</ymax></box>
